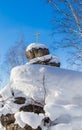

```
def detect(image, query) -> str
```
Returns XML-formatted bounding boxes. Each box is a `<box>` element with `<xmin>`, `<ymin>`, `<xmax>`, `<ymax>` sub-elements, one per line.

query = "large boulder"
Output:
<box><xmin>26</xmin><ymin>43</ymin><xmax>60</xmax><ymax>67</ymax></box>
<box><xmin>0</xmin><ymin>64</ymin><xmax>82</xmax><ymax>130</ymax></box>
<box><xmin>26</xmin><ymin>43</ymin><xmax>49</xmax><ymax>60</ymax></box>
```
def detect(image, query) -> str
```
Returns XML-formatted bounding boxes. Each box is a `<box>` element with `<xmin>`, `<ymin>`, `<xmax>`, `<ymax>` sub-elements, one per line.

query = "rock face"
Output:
<box><xmin>26</xmin><ymin>48</ymin><xmax>49</xmax><ymax>60</ymax></box>
<box><xmin>26</xmin><ymin>43</ymin><xmax>60</xmax><ymax>67</ymax></box>
<box><xmin>1</xmin><ymin>114</ymin><xmax>15</xmax><ymax>127</ymax></box>
<box><xmin>14</xmin><ymin>97</ymin><xmax>26</xmax><ymax>104</ymax></box>
<box><xmin>26</xmin><ymin>43</ymin><xmax>49</xmax><ymax>60</ymax></box>
<box><xmin>0</xmin><ymin>97</ymin><xmax>47</xmax><ymax>130</ymax></box>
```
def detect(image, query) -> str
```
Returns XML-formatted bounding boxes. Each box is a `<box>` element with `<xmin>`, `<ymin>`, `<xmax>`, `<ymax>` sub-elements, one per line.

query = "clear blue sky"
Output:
<box><xmin>0</xmin><ymin>0</ymin><xmax>67</xmax><ymax>68</ymax></box>
<box><xmin>0</xmin><ymin>0</ymin><xmax>53</xmax><ymax>56</ymax></box>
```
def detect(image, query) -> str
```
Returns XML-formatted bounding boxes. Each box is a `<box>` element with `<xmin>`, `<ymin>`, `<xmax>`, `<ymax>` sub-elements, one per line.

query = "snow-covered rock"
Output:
<box><xmin>26</xmin><ymin>43</ymin><xmax>60</xmax><ymax>67</ymax></box>
<box><xmin>27</xmin><ymin>54</ymin><xmax>60</xmax><ymax>67</ymax></box>
<box><xmin>26</xmin><ymin>43</ymin><xmax>48</xmax><ymax>51</ymax></box>
<box><xmin>0</xmin><ymin>63</ymin><xmax>82</xmax><ymax>130</ymax></box>
<box><xmin>10</xmin><ymin>64</ymin><xmax>82</xmax><ymax>105</ymax></box>
<box><xmin>26</xmin><ymin>43</ymin><xmax>49</xmax><ymax>60</ymax></box>
<box><xmin>15</xmin><ymin>112</ymin><xmax>44</xmax><ymax>129</ymax></box>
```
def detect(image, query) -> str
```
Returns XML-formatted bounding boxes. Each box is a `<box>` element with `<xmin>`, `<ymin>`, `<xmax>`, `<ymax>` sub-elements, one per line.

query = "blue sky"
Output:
<box><xmin>0</xmin><ymin>0</ymin><xmax>68</xmax><ymax>68</ymax></box>
<box><xmin>0</xmin><ymin>0</ymin><xmax>53</xmax><ymax>57</ymax></box>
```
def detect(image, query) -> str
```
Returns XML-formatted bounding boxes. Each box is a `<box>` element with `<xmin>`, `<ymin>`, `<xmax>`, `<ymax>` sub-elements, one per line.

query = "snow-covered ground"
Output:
<box><xmin>0</xmin><ymin>64</ymin><xmax>82</xmax><ymax>130</ymax></box>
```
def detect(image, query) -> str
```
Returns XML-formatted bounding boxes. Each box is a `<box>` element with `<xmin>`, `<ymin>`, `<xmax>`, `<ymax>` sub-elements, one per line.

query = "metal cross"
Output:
<box><xmin>35</xmin><ymin>33</ymin><xmax>40</xmax><ymax>43</ymax></box>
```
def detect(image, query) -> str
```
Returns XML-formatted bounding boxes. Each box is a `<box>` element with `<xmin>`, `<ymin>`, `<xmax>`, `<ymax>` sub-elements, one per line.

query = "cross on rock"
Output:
<box><xmin>35</xmin><ymin>33</ymin><xmax>40</xmax><ymax>43</ymax></box>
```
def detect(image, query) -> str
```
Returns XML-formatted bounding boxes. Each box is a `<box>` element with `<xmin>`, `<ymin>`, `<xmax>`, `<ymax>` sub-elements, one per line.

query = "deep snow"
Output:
<box><xmin>0</xmin><ymin>64</ymin><xmax>82</xmax><ymax>130</ymax></box>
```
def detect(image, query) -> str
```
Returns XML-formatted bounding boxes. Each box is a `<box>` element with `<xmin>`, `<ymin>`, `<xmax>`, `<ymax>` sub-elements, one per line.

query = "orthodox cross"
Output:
<box><xmin>35</xmin><ymin>33</ymin><xmax>40</xmax><ymax>43</ymax></box>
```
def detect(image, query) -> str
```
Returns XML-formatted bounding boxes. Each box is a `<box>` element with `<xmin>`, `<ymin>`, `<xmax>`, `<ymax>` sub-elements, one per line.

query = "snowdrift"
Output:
<box><xmin>0</xmin><ymin>64</ymin><xmax>82</xmax><ymax>130</ymax></box>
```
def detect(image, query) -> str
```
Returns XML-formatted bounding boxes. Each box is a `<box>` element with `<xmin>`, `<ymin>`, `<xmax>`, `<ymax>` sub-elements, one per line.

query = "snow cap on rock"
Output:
<box><xmin>26</xmin><ymin>43</ymin><xmax>48</xmax><ymax>51</ymax></box>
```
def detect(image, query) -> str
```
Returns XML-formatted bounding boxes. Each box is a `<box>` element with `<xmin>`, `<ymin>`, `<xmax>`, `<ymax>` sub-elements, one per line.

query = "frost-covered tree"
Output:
<box><xmin>1</xmin><ymin>37</ymin><xmax>27</xmax><ymax>87</ymax></box>
<box><xmin>46</xmin><ymin>0</ymin><xmax>82</xmax><ymax>70</ymax></box>
<box><xmin>3</xmin><ymin>37</ymin><xmax>27</xmax><ymax>75</ymax></box>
